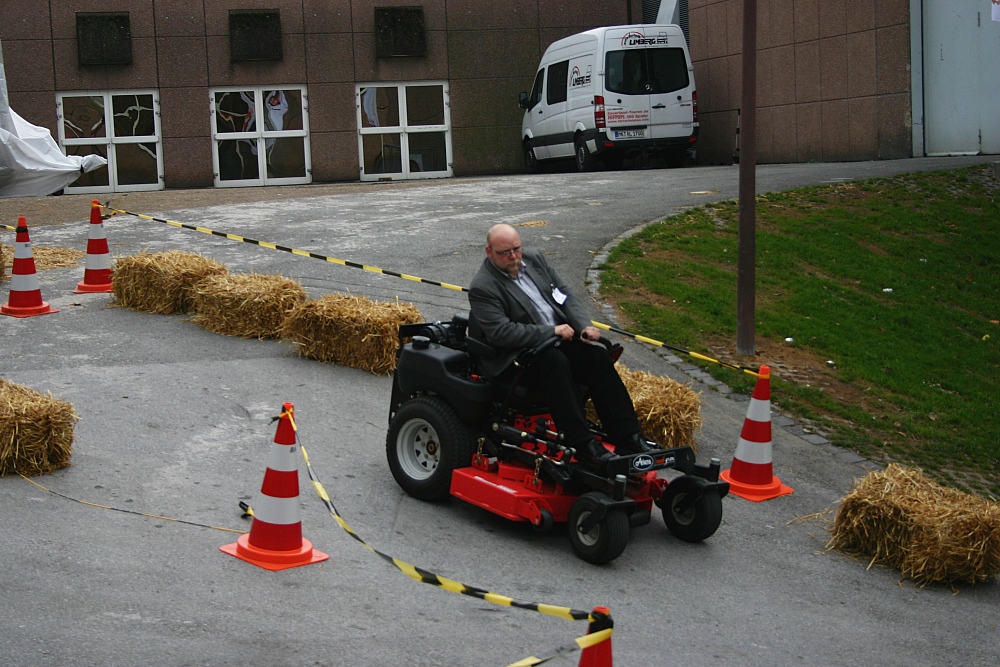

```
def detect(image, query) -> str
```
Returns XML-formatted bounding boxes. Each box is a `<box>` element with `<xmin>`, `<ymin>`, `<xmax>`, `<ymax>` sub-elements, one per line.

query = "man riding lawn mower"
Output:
<box><xmin>384</xmin><ymin>225</ymin><xmax>728</xmax><ymax>564</ymax></box>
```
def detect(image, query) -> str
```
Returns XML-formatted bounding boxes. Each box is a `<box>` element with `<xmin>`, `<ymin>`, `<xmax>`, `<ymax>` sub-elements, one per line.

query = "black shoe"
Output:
<box><xmin>615</xmin><ymin>433</ymin><xmax>660</xmax><ymax>455</ymax></box>
<box><xmin>575</xmin><ymin>438</ymin><xmax>614</xmax><ymax>470</ymax></box>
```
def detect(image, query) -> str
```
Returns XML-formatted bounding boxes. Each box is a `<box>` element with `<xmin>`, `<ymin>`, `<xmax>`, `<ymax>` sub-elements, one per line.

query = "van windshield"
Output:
<box><xmin>604</xmin><ymin>48</ymin><xmax>689</xmax><ymax>95</ymax></box>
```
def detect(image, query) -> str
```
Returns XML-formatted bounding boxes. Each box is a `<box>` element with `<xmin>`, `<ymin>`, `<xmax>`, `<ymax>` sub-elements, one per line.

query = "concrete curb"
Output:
<box><xmin>586</xmin><ymin>215</ymin><xmax>879</xmax><ymax>473</ymax></box>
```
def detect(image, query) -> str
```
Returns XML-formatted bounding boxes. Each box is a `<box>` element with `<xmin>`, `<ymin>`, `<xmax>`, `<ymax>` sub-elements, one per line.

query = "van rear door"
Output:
<box><xmin>602</xmin><ymin>27</ymin><xmax>693</xmax><ymax>144</ymax></box>
<box><xmin>646</xmin><ymin>42</ymin><xmax>694</xmax><ymax>141</ymax></box>
<box><xmin>602</xmin><ymin>31</ymin><xmax>653</xmax><ymax>141</ymax></box>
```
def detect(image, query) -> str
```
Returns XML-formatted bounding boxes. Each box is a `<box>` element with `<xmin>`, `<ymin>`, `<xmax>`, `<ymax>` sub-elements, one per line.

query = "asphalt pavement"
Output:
<box><xmin>2</xmin><ymin>156</ymin><xmax>998</xmax><ymax>667</ymax></box>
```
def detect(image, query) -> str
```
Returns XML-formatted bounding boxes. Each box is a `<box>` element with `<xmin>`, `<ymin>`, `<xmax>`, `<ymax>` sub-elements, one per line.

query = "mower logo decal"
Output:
<box><xmin>631</xmin><ymin>455</ymin><xmax>654</xmax><ymax>471</ymax></box>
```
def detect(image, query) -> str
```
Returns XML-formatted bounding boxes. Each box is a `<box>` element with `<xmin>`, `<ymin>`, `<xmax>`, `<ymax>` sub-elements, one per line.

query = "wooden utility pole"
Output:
<box><xmin>737</xmin><ymin>0</ymin><xmax>758</xmax><ymax>356</ymax></box>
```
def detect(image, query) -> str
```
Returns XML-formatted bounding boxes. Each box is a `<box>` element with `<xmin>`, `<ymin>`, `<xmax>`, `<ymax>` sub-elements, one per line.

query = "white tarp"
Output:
<box><xmin>0</xmin><ymin>40</ymin><xmax>106</xmax><ymax>198</ymax></box>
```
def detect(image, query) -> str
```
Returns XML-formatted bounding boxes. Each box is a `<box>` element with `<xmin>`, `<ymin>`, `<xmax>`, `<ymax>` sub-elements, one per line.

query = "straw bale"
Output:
<box><xmin>587</xmin><ymin>364</ymin><xmax>702</xmax><ymax>450</ymax></box>
<box><xmin>0</xmin><ymin>378</ymin><xmax>78</xmax><ymax>477</ymax></box>
<box><xmin>280</xmin><ymin>293</ymin><xmax>423</xmax><ymax>375</ymax></box>
<box><xmin>828</xmin><ymin>464</ymin><xmax>1000</xmax><ymax>584</ymax></box>
<box><xmin>112</xmin><ymin>250</ymin><xmax>228</xmax><ymax>315</ymax></box>
<box><xmin>1</xmin><ymin>244</ymin><xmax>83</xmax><ymax>278</ymax></box>
<box><xmin>190</xmin><ymin>272</ymin><xmax>307</xmax><ymax>339</ymax></box>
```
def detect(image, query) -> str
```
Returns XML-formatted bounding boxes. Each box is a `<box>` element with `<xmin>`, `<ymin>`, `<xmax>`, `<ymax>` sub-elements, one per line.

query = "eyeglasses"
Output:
<box><xmin>490</xmin><ymin>245</ymin><xmax>522</xmax><ymax>258</ymax></box>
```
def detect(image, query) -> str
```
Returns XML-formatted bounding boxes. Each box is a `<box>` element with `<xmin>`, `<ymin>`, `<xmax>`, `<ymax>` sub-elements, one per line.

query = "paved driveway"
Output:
<box><xmin>2</xmin><ymin>156</ymin><xmax>997</xmax><ymax>666</ymax></box>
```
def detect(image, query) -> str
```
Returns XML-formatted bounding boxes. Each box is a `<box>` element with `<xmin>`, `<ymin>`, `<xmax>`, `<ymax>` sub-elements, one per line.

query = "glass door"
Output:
<box><xmin>210</xmin><ymin>86</ymin><xmax>311</xmax><ymax>187</ymax></box>
<box><xmin>58</xmin><ymin>90</ymin><xmax>163</xmax><ymax>193</ymax></box>
<box><xmin>357</xmin><ymin>82</ymin><xmax>452</xmax><ymax>181</ymax></box>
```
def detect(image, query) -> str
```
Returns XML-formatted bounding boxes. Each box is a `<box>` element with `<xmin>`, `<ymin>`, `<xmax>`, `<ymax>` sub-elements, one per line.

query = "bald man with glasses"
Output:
<box><xmin>468</xmin><ymin>223</ymin><xmax>657</xmax><ymax>470</ymax></box>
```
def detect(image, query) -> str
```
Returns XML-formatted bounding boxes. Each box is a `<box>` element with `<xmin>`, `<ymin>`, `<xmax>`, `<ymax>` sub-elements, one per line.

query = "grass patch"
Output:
<box><xmin>600</xmin><ymin>166</ymin><xmax>1000</xmax><ymax>496</ymax></box>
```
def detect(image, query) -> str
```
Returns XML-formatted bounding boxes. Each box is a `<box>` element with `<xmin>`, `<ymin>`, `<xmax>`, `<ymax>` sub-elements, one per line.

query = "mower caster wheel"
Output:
<box><xmin>567</xmin><ymin>492</ymin><xmax>629</xmax><ymax>564</ymax></box>
<box><xmin>662</xmin><ymin>476</ymin><xmax>723</xmax><ymax>542</ymax></box>
<box><xmin>531</xmin><ymin>508</ymin><xmax>555</xmax><ymax>535</ymax></box>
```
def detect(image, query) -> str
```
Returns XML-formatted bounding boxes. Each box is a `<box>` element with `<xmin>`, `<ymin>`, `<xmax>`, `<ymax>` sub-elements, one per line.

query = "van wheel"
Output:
<box><xmin>575</xmin><ymin>136</ymin><xmax>596</xmax><ymax>172</ymax></box>
<box><xmin>523</xmin><ymin>142</ymin><xmax>541</xmax><ymax>174</ymax></box>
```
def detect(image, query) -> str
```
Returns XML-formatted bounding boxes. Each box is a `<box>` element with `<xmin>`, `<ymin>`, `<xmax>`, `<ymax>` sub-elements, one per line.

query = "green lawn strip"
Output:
<box><xmin>599</xmin><ymin>166</ymin><xmax>999</xmax><ymax>496</ymax></box>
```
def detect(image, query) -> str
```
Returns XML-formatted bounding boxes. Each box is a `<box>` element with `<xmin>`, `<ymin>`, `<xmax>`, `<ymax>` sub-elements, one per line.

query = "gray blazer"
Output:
<box><xmin>468</xmin><ymin>248</ymin><xmax>592</xmax><ymax>377</ymax></box>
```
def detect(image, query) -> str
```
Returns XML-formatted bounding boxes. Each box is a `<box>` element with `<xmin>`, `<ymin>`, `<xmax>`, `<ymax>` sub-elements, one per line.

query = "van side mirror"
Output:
<box><xmin>518</xmin><ymin>92</ymin><xmax>529</xmax><ymax>109</ymax></box>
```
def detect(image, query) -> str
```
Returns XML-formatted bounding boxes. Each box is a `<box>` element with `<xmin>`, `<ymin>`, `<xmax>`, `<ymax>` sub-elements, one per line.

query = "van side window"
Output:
<box><xmin>605</xmin><ymin>48</ymin><xmax>689</xmax><ymax>95</ymax></box>
<box><xmin>546</xmin><ymin>60</ymin><xmax>569</xmax><ymax>105</ymax></box>
<box><xmin>527</xmin><ymin>69</ymin><xmax>545</xmax><ymax>109</ymax></box>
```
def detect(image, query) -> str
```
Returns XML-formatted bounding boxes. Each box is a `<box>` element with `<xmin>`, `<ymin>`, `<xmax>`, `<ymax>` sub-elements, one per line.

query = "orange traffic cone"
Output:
<box><xmin>1</xmin><ymin>217</ymin><xmax>59</xmax><ymax>318</ymax></box>
<box><xmin>220</xmin><ymin>403</ymin><xmax>329</xmax><ymax>570</ymax></box>
<box><xmin>720</xmin><ymin>365</ymin><xmax>793</xmax><ymax>501</ymax></box>
<box><xmin>74</xmin><ymin>200</ymin><xmax>113</xmax><ymax>293</ymax></box>
<box><xmin>578</xmin><ymin>606</ymin><xmax>614</xmax><ymax>667</ymax></box>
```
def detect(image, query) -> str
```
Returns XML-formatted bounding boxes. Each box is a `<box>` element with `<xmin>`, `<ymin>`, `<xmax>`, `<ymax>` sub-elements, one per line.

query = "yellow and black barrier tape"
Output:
<box><xmin>2</xmin><ymin>223</ymin><xmax>17</xmax><ymax>232</ymax></box>
<box><xmin>103</xmin><ymin>206</ymin><xmax>466</xmax><ymax>293</ymax></box>
<box><xmin>270</xmin><ymin>407</ymin><xmax>611</xmax><ymax>641</ymax></box>
<box><xmin>295</xmin><ymin>440</ymin><xmax>593</xmax><ymax>621</ymax></box>
<box><xmin>504</xmin><ymin>628</ymin><xmax>612</xmax><ymax>667</ymax></box>
<box><xmin>102</xmin><ymin>205</ymin><xmax>758</xmax><ymax>376</ymax></box>
<box><xmin>20</xmin><ymin>474</ymin><xmax>246</xmax><ymax>534</ymax></box>
<box><xmin>291</xmin><ymin>434</ymin><xmax>614</xmax><ymax>666</ymax></box>
<box><xmin>589</xmin><ymin>321</ymin><xmax>761</xmax><ymax>378</ymax></box>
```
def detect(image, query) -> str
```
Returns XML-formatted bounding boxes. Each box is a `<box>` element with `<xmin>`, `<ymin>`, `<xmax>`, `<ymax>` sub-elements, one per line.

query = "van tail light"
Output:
<box><xmin>692</xmin><ymin>90</ymin><xmax>699</xmax><ymax>124</ymax></box>
<box><xmin>594</xmin><ymin>95</ymin><xmax>606</xmax><ymax>129</ymax></box>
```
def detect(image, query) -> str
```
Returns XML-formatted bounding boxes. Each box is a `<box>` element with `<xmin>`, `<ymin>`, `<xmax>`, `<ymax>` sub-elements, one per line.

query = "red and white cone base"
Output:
<box><xmin>2</xmin><ymin>217</ymin><xmax>58</xmax><ymax>318</ymax></box>
<box><xmin>720</xmin><ymin>365</ymin><xmax>793</xmax><ymax>502</ymax></box>
<box><xmin>220</xmin><ymin>402</ymin><xmax>328</xmax><ymax>571</ymax></box>
<box><xmin>75</xmin><ymin>200</ymin><xmax>113</xmax><ymax>293</ymax></box>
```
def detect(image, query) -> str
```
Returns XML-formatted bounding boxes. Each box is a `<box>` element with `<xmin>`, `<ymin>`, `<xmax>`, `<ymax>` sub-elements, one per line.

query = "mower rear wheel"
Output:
<box><xmin>567</xmin><ymin>492</ymin><xmax>629</xmax><ymax>564</ymax></box>
<box><xmin>662</xmin><ymin>478</ymin><xmax>723</xmax><ymax>542</ymax></box>
<box><xmin>387</xmin><ymin>396</ymin><xmax>476</xmax><ymax>501</ymax></box>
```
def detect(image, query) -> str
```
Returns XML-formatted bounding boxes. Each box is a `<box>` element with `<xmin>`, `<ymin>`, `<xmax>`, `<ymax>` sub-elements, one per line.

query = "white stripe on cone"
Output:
<box><xmin>732</xmin><ymin>437</ymin><xmax>774</xmax><ymax>465</ymax></box>
<box><xmin>265</xmin><ymin>443</ymin><xmax>299</xmax><ymax>472</ymax></box>
<box><xmin>743</xmin><ymin>396</ymin><xmax>770</xmax><ymax>423</ymax></box>
<box><xmin>10</xmin><ymin>271</ymin><xmax>41</xmax><ymax>293</ymax></box>
<box><xmin>251</xmin><ymin>495</ymin><xmax>301</xmax><ymax>526</ymax></box>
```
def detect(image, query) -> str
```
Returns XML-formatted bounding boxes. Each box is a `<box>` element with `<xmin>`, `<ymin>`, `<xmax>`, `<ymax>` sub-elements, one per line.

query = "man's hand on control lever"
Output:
<box><xmin>554</xmin><ymin>324</ymin><xmax>601</xmax><ymax>342</ymax></box>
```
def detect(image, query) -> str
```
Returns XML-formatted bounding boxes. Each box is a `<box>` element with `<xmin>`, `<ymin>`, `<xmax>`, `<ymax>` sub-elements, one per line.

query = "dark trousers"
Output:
<box><xmin>502</xmin><ymin>340</ymin><xmax>640</xmax><ymax>448</ymax></box>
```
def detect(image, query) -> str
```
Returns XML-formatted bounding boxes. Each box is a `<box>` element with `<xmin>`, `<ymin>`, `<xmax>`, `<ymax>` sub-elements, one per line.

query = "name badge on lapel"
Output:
<box><xmin>552</xmin><ymin>287</ymin><xmax>567</xmax><ymax>305</ymax></box>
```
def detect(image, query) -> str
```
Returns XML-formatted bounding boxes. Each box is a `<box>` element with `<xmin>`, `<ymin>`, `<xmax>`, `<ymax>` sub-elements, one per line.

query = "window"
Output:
<box><xmin>229</xmin><ymin>10</ymin><xmax>282</xmax><ymax>62</ymax></box>
<box><xmin>546</xmin><ymin>61</ymin><xmax>569</xmax><ymax>105</ymax></box>
<box><xmin>527</xmin><ymin>69</ymin><xmax>544</xmax><ymax>109</ymax></box>
<box><xmin>57</xmin><ymin>90</ymin><xmax>162</xmax><ymax>193</ymax></box>
<box><xmin>76</xmin><ymin>12</ymin><xmax>132</xmax><ymax>66</ymax></box>
<box><xmin>605</xmin><ymin>48</ymin><xmax>689</xmax><ymax>96</ymax></box>
<box><xmin>374</xmin><ymin>7</ymin><xmax>426</xmax><ymax>58</ymax></box>
<box><xmin>210</xmin><ymin>86</ymin><xmax>311</xmax><ymax>187</ymax></box>
<box><xmin>357</xmin><ymin>82</ymin><xmax>452</xmax><ymax>181</ymax></box>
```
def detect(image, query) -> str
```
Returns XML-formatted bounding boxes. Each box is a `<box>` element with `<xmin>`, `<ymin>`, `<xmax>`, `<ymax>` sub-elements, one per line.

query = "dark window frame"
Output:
<box><xmin>374</xmin><ymin>7</ymin><xmax>427</xmax><ymax>58</ymax></box>
<box><xmin>604</xmin><ymin>48</ymin><xmax>690</xmax><ymax>96</ymax></box>
<box><xmin>229</xmin><ymin>9</ymin><xmax>283</xmax><ymax>63</ymax></box>
<box><xmin>527</xmin><ymin>69</ymin><xmax>545</xmax><ymax>109</ymax></box>
<box><xmin>546</xmin><ymin>60</ymin><xmax>569</xmax><ymax>105</ymax></box>
<box><xmin>76</xmin><ymin>12</ymin><xmax>132</xmax><ymax>66</ymax></box>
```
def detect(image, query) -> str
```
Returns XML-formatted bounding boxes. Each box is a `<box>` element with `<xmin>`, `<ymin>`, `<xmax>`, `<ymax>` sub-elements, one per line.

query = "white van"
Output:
<box><xmin>517</xmin><ymin>24</ymin><xmax>697</xmax><ymax>172</ymax></box>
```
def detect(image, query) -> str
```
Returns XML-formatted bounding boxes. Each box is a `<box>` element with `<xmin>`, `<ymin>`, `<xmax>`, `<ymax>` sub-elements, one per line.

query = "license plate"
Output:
<box><xmin>614</xmin><ymin>129</ymin><xmax>645</xmax><ymax>139</ymax></box>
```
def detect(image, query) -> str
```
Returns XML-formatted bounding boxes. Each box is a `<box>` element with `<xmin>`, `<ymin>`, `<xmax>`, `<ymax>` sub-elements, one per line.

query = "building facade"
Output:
<box><xmin>0</xmin><ymin>0</ymin><xmax>643</xmax><ymax>192</ymax></box>
<box><xmin>688</xmin><ymin>0</ymin><xmax>1000</xmax><ymax>165</ymax></box>
<box><xmin>1</xmin><ymin>0</ymin><xmax>995</xmax><ymax>192</ymax></box>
